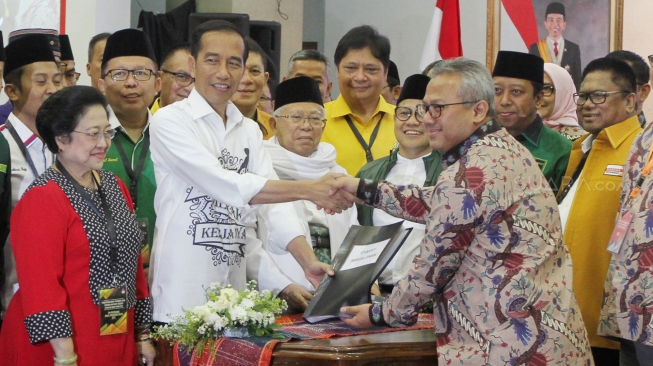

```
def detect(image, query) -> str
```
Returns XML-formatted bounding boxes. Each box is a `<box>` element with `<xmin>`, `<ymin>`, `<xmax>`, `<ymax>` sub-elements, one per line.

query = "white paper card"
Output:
<box><xmin>340</xmin><ymin>239</ymin><xmax>389</xmax><ymax>271</ymax></box>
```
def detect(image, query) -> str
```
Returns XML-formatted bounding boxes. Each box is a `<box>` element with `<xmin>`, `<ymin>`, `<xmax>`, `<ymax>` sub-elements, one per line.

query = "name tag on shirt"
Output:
<box><xmin>99</xmin><ymin>286</ymin><xmax>127</xmax><ymax>335</ymax></box>
<box><xmin>604</xmin><ymin>165</ymin><xmax>624</xmax><ymax>176</ymax></box>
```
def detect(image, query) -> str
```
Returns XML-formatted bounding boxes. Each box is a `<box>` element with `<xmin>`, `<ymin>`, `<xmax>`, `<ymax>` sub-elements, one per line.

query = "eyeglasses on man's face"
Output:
<box><xmin>105</xmin><ymin>69</ymin><xmax>155</xmax><ymax>82</ymax></box>
<box><xmin>573</xmin><ymin>90</ymin><xmax>630</xmax><ymax>106</ymax></box>
<box><xmin>65</xmin><ymin>71</ymin><xmax>81</xmax><ymax>83</ymax></box>
<box><xmin>416</xmin><ymin>100</ymin><xmax>479</xmax><ymax>119</ymax></box>
<box><xmin>161</xmin><ymin>69</ymin><xmax>194</xmax><ymax>87</ymax></box>
<box><xmin>71</xmin><ymin>129</ymin><xmax>116</xmax><ymax>141</ymax></box>
<box><xmin>395</xmin><ymin>106</ymin><xmax>423</xmax><ymax>122</ymax></box>
<box><xmin>275</xmin><ymin>115</ymin><xmax>326</xmax><ymax>128</ymax></box>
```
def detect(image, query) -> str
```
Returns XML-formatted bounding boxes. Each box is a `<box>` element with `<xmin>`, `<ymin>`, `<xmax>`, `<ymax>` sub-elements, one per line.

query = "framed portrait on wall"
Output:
<box><xmin>486</xmin><ymin>0</ymin><xmax>624</xmax><ymax>88</ymax></box>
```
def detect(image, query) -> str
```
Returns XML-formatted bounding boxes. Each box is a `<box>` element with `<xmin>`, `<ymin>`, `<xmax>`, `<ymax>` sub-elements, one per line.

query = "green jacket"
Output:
<box><xmin>355</xmin><ymin>148</ymin><xmax>443</xmax><ymax>226</ymax></box>
<box><xmin>517</xmin><ymin>115</ymin><xmax>571</xmax><ymax>194</ymax></box>
<box><xmin>103</xmin><ymin>127</ymin><xmax>156</xmax><ymax>272</ymax></box>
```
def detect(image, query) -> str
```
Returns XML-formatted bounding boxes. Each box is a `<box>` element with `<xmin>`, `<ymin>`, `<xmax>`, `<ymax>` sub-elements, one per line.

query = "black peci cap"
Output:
<box><xmin>492</xmin><ymin>50</ymin><xmax>544</xmax><ymax>84</ymax></box>
<box><xmin>396</xmin><ymin>74</ymin><xmax>431</xmax><ymax>105</ymax></box>
<box><xmin>546</xmin><ymin>2</ymin><xmax>566</xmax><ymax>18</ymax></box>
<box><xmin>274</xmin><ymin>76</ymin><xmax>323</xmax><ymax>111</ymax></box>
<box><xmin>102</xmin><ymin>28</ymin><xmax>157</xmax><ymax>66</ymax></box>
<box><xmin>59</xmin><ymin>35</ymin><xmax>74</xmax><ymax>61</ymax></box>
<box><xmin>9</xmin><ymin>28</ymin><xmax>60</xmax><ymax>59</ymax></box>
<box><xmin>4</xmin><ymin>34</ymin><xmax>57</xmax><ymax>78</ymax></box>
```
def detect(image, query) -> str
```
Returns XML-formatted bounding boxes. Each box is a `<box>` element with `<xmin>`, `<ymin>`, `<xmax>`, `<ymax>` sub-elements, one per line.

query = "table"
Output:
<box><xmin>271</xmin><ymin>329</ymin><xmax>437</xmax><ymax>366</ymax></box>
<box><xmin>155</xmin><ymin>329</ymin><xmax>437</xmax><ymax>366</ymax></box>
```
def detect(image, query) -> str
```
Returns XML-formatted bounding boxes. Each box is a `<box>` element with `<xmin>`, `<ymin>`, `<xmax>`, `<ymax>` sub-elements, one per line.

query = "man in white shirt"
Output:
<box><xmin>149</xmin><ymin>20</ymin><xmax>353</xmax><ymax>323</ymax></box>
<box><xmin>0</xmin><ymin>34</ymin><xmax>62</xmax><ymax>318</ymax></box>
<box><xmin>261</xmin><ymin>76</ymin><xmax>359</xmax><ymax>304</ymax></box>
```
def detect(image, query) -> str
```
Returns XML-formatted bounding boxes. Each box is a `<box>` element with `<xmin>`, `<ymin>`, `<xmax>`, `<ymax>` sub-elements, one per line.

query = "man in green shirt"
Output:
<box><xmin>493</xmin><ymin>50</ymin><xmax>571</xmax><ymax>193</ymax></box>
<box><xmin>98</xmin><ymin>29</ymin><xmax>161</xmax><ymax>277</ymax></box>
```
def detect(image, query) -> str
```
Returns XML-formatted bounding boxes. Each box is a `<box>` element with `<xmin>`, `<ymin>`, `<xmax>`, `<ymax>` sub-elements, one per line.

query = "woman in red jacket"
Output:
<box><xmin>0</xmin><ymin>86</ymin><xmax>155</xmax><ymax>365</ymax></box>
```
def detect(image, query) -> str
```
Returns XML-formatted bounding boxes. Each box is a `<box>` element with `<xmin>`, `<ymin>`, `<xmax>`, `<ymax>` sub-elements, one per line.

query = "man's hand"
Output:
<box><xmin>303</xmin><ymin>259</ymin><xmax>334</xmax><ymax>289</ymax></box>
<box><xmin>333</xmin><ymin>176</ymin><xmax>360</xmax><ymax>195</ymax></box>
<box><xmin>310</xmin><ymin>173</ymin><xmax>360</xmax><ymax>214</ymax></box>
<box><xmin>136</xmin><ymin>340</ymin><xmax>156</xmax><ymax>366</ymax></box>
<box><xmin>279</xmin><ymin>284</ymin><xmax>313</xmax><ymax>312</ymax></box>
<box><xmin>340</xmin><ymin>304</ymin><xmax>373</xmax><ymax>328</ymax></box>
<box><xmin>286</xmin><ymin>236</ymin><xmax>335</xmax><ymax>289</ymax></box>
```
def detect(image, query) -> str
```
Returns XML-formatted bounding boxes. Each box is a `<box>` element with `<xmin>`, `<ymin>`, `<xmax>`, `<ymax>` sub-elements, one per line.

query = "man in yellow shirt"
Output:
<box><xmin>151</xmin><ymin>43</ymin><xmax>194</xmax><ymax>114</ymax></box>
<box><xmin>321</xmin><ymin>25</ymin><xmax>396</xmax><ymax>175</ymax></box>
<box><xmin>557</xmin><ymin>57</ymin><xmax>640</xmax><ymax>365</ymax></box>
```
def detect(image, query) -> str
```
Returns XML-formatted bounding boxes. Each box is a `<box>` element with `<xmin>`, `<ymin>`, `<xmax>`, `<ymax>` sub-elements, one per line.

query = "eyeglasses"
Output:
<box><xmin>259</xmin><ymin>95</ymin><xmax>272</xmax><ymax>102</ymax></box>
<box><xmin>72</xmin><ymin>129</ymin><xmax>116</xmax><ymax>140</ymax></box>
<box><xmin>542</xmin><ymin>85</ymin><xmax>555</xmax><ymax>97</ymax></box>
<box><xmin>161</xmin><ymin>69</ymin><xmax>194</xmax><ymax>87</ymax></box>
<box><xmin>395</xmin><ymin>106</ymin><xmax>423</xmax><ymax>122</ymax></box>
<box><xmin>59</xmin><ymin>62</ymin><xmax>68</xmax><ymax>74</ymax></box>
<box><xmin>573</xmin><ymin>91</ymin><xmax>630</xmax><ymax>106</ymax></box>
<box><xmin>275</xmin><ymin>115</ymin><xmax>327</xmax><ymax>128</ymax></box>
<box><xmin>65</xmin><ymin>71</ymin><xmax>81</xmax><ymax>83</ymax></box>
<box><xmin>105</xmin><ymin>69</ymin><xmax>155</xmax><ymax>82</ymax></box>
<box><xmin>416</xmin><ymin>100</ymin><xmax>479</xmax><ymax>119</ymax></box>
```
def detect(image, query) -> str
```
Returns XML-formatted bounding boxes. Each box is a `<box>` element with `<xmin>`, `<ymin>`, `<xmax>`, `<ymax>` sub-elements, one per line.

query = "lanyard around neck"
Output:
<box><xmin>56</xmin><ymin>160</ymin><xmax>120</xmax><ymax>276</ymax></box>
<box><xmin>112</xmin><ymin>131</ymin><xmax>149</xmax><ymax>210</ymax></box>
<box><xmin>344</xmin><ymin>112</ymin><xmax>385</xmax><ymax>163</ymax></box>
<box><xmin>5</xmin><ymin>121</ymin><xmax>39</xmax><ymax>178</ymax></box>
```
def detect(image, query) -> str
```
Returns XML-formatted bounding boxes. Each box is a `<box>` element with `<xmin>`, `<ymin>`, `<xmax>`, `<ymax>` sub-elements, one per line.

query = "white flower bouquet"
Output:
<box><xmin>153</xmin><ymin>280</ymin><xmax>287</xmax><ymax>353</ymax></box>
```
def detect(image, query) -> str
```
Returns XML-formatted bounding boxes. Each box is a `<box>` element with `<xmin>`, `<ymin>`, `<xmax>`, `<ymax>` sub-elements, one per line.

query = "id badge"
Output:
<box><xmin>99</xmin><ymin>285</ymin><xmax>128</xmax><ymax>335</ymax></box>
<box><xmin>136</xmin><ymin>218</ymin><xmax>150</xmax><ymax>267</ymax></box>
<box><xmin>607</xmin><ymin>210</ymin><xmax>634</xmax><ymax>254</ymax></box>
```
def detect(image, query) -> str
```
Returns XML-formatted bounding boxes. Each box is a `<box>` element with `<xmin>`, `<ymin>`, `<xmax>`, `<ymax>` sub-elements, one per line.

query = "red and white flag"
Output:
<box><xmin>419</xmin><ymin>0</ymin><xmax>463</xmax><ymax>71</ymax></box>
<box><xmin>498</xmin><ymin>0</ymin><xmax>538</xmax><ymax>53</ymax></box>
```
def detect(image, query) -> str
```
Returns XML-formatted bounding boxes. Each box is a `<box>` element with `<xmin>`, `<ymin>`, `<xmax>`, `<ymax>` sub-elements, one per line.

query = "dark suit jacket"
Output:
<box><xmin>529</xmin><ymin>38</ymin><xmax>581</xmax><ymax>89</ymax></box>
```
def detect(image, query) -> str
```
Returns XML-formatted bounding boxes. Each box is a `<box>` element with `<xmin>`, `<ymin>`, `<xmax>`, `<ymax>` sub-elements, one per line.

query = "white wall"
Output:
<box><xmin>623</xmin><ymin>0</ymin><xmax>653</xmax><ymax>119</ymax></box>
<box><xmin>324</xmin><ymin>0</ymin><xmax>486</xmax><ymax>96</ymax></box>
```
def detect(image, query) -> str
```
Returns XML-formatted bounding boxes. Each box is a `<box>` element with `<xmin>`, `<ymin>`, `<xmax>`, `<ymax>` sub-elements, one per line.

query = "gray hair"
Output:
<box><xmin>286</xmin><ymin>49</ymin><xmax>330</xmax><ymax>76</ymax></box>
<box><xmin>429</xmin><ymin>57</ymin><xmax>495</xmax><ymax>116</ymax></box>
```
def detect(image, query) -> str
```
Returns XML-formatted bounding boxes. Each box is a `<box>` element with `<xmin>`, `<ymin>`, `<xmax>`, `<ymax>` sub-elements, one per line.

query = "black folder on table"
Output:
<box><xmin>303</xmin><ymin>221</ymin><xmax>412</xmax><ymax>323</ymax></box>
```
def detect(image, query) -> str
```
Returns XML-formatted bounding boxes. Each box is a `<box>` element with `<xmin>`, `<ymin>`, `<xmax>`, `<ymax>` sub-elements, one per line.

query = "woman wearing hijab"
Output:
<box><xmin>539</xmin><ymin>63</ymin><xmax>587</xmax><ymax>141</ymax></box>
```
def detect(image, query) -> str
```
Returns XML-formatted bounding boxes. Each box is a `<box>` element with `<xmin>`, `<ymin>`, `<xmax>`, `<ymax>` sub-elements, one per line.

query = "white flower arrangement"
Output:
<box><xmin>153</xmin><ymin>280</ymin><xmax>287</xmax><ymax>353</ymax></box>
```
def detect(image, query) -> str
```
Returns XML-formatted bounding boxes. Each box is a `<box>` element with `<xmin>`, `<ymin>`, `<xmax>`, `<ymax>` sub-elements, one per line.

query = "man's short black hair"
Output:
<box><xmin>531</xmin><ymin>81</ymin><xmax>544</xmax><ymax>97</ymax></box>
<box><xmin>190</xmin><ymin>20</ymin><xmax>248</xmax><ymax>64</ymax></box>
<box><xmin>581</xmin><ymin>57</ymin><xmax>637</xmax><ymax>93</ymax></box>
<box><xmin>245</xmin><ymin>37</ymin><xmax>267</xmax><ymax>72</ymax></box>
<box><xmin>606</xmin><ymin>50</ymin><xmax>650</xmax><ymax>85</ymax></box>
<box><xmin>333</xmin><ymin>25</ymin><xmax>390</xmax><ymax>71</ymax></box>
<box><xmin>87</xmin><ymin>32</ymin><xmax>111</xmax><ymax>63</ymax></box>
<box><xmin>160</xmin><ymin>43</ymin><xmax>191</xmax><ymax>69</ymax></box>
<box><xmin>4</xmin><ymin>66</ymin><xmax>25</xmax><ymax>94</ymax></box>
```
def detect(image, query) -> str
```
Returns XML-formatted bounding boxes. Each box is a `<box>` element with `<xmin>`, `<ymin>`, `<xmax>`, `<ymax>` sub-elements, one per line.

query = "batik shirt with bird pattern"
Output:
<box><xmin>359</xmin><ymin>120</ymin><xmax>592</xmax><ymax>365</ymax></box>
<box><xmin>599</xmin><ymin>120</ymin><xmax>653</xmax><ymax>346</ymax></box>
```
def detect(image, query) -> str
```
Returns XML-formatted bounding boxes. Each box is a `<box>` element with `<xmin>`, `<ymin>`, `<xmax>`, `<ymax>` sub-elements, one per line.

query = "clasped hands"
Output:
<box><xmin>311</xmin><ymin>174</ymin><xmax>361</xmax><ymax>214</ymax></box>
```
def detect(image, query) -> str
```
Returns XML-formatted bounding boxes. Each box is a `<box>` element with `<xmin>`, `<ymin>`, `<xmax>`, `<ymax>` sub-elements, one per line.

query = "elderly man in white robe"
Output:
<box><xmin>260</xmin><ymin>77</ymin><xmax>358</xmax><ymax>304</ymax></box>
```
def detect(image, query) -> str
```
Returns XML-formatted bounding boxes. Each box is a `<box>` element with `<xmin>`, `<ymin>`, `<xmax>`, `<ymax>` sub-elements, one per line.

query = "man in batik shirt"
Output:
<box><xmin>599</xmin><ymin>100</ymin><xmax>653</xmax><ymax>364</ymax></box>
<box><xmin>338</xmin><ymin>58</ymin><xmax>592</xmax><ymax>365</ymax></box>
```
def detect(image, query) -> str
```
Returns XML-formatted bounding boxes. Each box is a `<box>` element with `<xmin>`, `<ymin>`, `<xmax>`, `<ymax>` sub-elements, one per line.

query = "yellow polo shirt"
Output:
<box><xmin>321</xmin><ymin>95</ymin><xmax>396</xmax><ymax>175</ymax></box>
<box><xmin>150</xmin><ymin>97</ymin><xmax>161</xmax><ymax>114</ymax></box>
